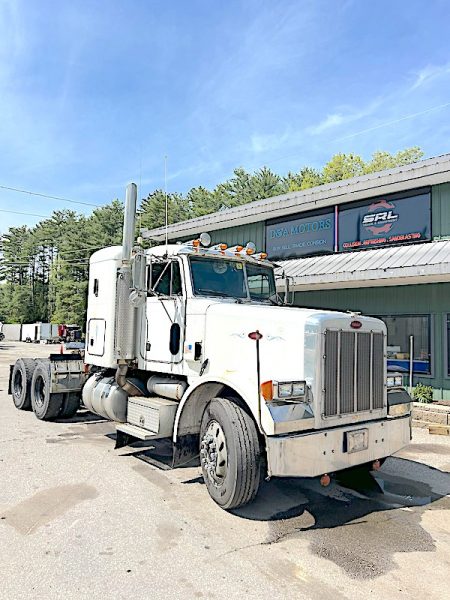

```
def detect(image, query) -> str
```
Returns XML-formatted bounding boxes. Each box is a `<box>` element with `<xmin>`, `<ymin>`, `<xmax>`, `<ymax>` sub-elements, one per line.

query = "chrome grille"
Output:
<box><xmin>323</xmin><ymin>330</ymin><xmax>385</xmax><ymax>417</ymax></box>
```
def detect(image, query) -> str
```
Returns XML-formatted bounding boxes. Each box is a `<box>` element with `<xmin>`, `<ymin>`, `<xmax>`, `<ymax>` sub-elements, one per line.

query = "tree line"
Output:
<box><xmin>0</xmin><ymin>147</ymin><xmax>423</xmax><ymax>326</ymax></box>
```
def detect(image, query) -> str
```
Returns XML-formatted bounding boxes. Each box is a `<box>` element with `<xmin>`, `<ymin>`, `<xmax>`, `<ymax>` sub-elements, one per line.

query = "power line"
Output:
<box><xmin>0</xmin><ymin>208</ymin><xmax>51</xmax><ymax>218</ymax></box>
<box><xmin>0</xmin><ymin>185</ymin><xmax>102</xmax><ymax>208</ymax></box>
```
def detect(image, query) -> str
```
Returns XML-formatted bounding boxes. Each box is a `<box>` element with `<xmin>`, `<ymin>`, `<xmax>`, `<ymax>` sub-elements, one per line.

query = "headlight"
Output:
<box><xmin>387</xmin><ymin>374</ymin><xmax>404</xmax><ymax>388</ymax></box>
<box><xmin>387</xmin><ymin>375</ymin><xmax>396</xmax><ymax>387</ymax></box>
<box><xmin>278</xmin><ymin>382</ymin><xmax>293</xmax><ymax>398</ymax></box>
<box><xmin>292</xmin><ymin>381</ymin><xmax>306</xmax><ymax>396</ymax></box>
<box><xmin>260</xmin><ymin>380</ymin><xmax>308</xmax><ymax>401</ymax></box>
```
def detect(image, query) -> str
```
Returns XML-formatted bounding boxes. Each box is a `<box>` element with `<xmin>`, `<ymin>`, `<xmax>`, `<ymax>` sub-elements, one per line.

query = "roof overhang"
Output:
<box><xmin>143</xmin><ymin>153</ymin><xmax>450</xmax><ymax>242</ymax></box>
<box><xmin>275</xmin><ymin>240</ymin><xmax>450</xmax><ymax>291</ymax></box>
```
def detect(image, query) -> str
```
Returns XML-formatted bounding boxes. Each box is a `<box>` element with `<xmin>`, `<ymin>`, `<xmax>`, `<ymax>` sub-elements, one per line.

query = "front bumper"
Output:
<box><xmin>266</xmin><ymin>415</ymin><xmax>411</xmax><ymax>478</ymax></box>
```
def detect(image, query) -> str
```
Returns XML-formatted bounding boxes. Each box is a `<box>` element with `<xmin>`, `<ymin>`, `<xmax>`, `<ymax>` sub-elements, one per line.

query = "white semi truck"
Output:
<box><xmin>9</xmin><ymin>183</ymin><xmax>412</xmax><ymax>509</ymax></box>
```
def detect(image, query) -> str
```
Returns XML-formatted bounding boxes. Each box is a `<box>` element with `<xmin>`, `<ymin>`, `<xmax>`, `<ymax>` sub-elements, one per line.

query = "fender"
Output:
<box><xmin>172</xmin><ymin>375</ymin><xmax>261</xmax><ymax>443</ymax></box>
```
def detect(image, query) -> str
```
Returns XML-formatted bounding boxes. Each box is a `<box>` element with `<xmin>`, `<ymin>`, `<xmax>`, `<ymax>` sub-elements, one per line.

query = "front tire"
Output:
<box><xmin>31</xmin><ymin>362</ymin><xmax>63</xmax><ymax>420</ymax></box>
<box><xmin>200</xmin><ymin>398</ymin><xmax>261</xmax><ymax>510</ymax></box>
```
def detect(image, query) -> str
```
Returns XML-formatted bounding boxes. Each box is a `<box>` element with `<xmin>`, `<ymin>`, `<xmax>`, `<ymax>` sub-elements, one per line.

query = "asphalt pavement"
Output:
<box><xmin>1</xmin><ymin>341</ymin><xmax>449</xmax><ymax>600</ymax></box>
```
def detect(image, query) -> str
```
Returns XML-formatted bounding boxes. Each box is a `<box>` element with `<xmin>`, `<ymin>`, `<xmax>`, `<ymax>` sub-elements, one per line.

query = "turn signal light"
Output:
<box><xmin>260</xmin><ymin>380</ymin><xmax>273</xmax><ymax>401</ymax></box>
<box><xmin>246</xmin><ymin>247</ymin><xmax>255</xmax><ymax>255</ymax></box>
<box><xmin>193</xmin><ymin>239</ymin><xmax>200</xmax><ymax>247</ymax></box>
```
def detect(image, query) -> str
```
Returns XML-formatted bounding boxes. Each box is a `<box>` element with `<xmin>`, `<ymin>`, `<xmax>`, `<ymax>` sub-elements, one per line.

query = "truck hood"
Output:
<box><xmin>203</xmin><ymin>301</ymin><xmax>385</xmax><ymax>384</ymax></box>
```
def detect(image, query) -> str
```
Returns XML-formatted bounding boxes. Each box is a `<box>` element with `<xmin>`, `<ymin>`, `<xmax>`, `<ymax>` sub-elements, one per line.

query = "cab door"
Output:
<box><xmin>144</xmin><ymin>258</ymin><xmax>185</xmax><ymax>365</ymax></box>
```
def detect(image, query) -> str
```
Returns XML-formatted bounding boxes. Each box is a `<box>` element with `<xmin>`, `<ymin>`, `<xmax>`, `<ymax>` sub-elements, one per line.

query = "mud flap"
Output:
<box><xmin>172</xmin><ymin>434</ymin><xmax>199</xmax><ymax>468</ymax></box>
<box><xmin>8</xmin><ymin>364</ymin><xmax>14</xmax><ymax>396</ymax></box>
<box><xmin>115</xmin><ymin>430</ymin><xmax>135</xmax><ymax>449</ymax></box>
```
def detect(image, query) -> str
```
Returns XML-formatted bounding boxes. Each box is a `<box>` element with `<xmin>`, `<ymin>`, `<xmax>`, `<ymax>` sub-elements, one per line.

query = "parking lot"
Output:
<box><xmin>1</xmin><ymin>341</ymin><xmax>449</xmax><ymax>600</ymax></box>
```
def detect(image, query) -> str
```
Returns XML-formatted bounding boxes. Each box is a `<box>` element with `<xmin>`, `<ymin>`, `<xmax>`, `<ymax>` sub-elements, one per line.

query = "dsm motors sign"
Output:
<box><xmin>266</xmin><ymin>211</ymin><xmax>335</xmax><ymax>259</ymax></box>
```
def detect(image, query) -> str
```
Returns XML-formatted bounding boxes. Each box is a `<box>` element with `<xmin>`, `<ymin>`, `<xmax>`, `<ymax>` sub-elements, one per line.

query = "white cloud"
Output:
<box><xmin>249</xmin><ymin>131</ymin><xmax>291</xmax><ymax>154</ymax></box>
<box><xmin>308</xmin><ymin>100</ymin><xmax>380</xmax><ymax>135</ymax></box>
<box><xmin>410</xmin><ymin>63</ymin><xmax>450</xmax><ymax>90</ymax></box>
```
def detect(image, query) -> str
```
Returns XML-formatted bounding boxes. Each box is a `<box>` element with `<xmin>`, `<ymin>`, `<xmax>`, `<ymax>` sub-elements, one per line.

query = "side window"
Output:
<box><xmin>148</xmin><ymin>261</ymin><xmax>183</xmax><ymax>296</ymax></box>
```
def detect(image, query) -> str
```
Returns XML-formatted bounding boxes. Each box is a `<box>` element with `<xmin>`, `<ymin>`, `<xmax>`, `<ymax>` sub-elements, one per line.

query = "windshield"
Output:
<box><xmin>190</xmin><ymin>257</ymin><xmax>276</xmax><ymax>301</ymax></box>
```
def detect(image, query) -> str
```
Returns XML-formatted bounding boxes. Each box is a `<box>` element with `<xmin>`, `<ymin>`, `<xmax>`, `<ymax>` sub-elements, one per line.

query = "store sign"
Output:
<box><xmin>339</xmin><ymin>192</ymin><xmax>431</xmax><ymax>251</ymax></box>
<box><xmin>266</xmin><ymin>211</ymin><xmax>335</xmax><ymax>259</ymax></box>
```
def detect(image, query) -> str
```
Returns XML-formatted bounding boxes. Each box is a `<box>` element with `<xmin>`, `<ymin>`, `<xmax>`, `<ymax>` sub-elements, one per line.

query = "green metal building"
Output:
<box><xmin>144</xmin><ymin>154</ymin><xmax>450</xmax><ymax>399</ymax></box>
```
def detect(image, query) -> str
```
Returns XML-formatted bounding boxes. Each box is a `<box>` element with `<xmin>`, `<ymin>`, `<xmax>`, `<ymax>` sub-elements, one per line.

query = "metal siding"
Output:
<box><xmin>432</xmin><ymin>183</ymin><xmax>450</xmax><ymax>239</ymax></box>
<box><xmin>209</xmin><ymin>222</ymin><xmax>266</xmax><ymax>250</ymax></box>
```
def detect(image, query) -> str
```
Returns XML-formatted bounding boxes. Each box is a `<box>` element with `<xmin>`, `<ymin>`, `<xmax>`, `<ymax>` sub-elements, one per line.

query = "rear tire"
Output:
<box><xmin>30</xmin><ymin>362</ymin><xmax>63</xmax><ymax>420</ymax></box>
<box><xmin>200</xmin><ymin>397</ymin><xmax>261</xmax><ymax>510</ymax></box>
<box><xmin>59</xmin><ymin>392</ymin><xmax>80</xmax><ymax>419</ymax></box>
<box><xmin>11</xmin><ymin>358</ymin><xmax>37</xmax><ymax>410</ymax></box>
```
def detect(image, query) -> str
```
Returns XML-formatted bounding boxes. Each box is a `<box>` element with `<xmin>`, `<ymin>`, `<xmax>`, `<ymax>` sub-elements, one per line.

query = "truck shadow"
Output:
<box><xmin>230</xmin><ymin>457</ymin><xmax>450</xmax><ymax>579</ymax></box>
<box><xmin>55</xmin><ymin>409</ymin><xmax>107</xmax><ymax>424</ymax></box>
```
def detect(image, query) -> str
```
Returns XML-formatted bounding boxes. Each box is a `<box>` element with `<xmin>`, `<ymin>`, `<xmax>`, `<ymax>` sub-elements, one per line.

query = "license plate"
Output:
<box><xmin>346</xmin><ymin>428</ymin><xmax>369</xmax><ymax>454</ymax></box>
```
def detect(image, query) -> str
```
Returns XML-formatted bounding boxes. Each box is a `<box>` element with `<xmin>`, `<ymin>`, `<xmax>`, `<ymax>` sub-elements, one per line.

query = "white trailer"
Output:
<box><xmin>9</xmin><ymin>183</ymin><xmax>412</xmax><ymax>510</ymax></box>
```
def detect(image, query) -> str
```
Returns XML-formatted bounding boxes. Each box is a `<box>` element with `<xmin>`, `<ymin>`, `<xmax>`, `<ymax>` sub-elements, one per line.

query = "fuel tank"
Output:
<box><xmin>82</xmin><ymin>375</ymin><xmax>128</xmax><ymax>422</ymax></box>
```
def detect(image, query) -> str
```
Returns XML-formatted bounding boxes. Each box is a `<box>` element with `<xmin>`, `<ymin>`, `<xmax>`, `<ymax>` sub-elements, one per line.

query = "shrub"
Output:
<box><xmin>412</xmin><ymin>383</ymin><xmax>434</xmax><ymax>404</ymax></box>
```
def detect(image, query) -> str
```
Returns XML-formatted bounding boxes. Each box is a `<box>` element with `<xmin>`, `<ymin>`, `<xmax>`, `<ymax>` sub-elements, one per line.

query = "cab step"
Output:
<box><xmin>116</xmin><ymin>422</ymin><xmax>159</xmax><ymax>441</ymax></box>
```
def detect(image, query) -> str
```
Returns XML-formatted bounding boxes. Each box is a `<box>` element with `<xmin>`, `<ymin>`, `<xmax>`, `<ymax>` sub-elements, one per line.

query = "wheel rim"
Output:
<box><xmin>200</xmin><ymin>420</ymin><xmax>228</xmax><ymax>486</ymax></box>
<box><xmin>13</xmin><ymin>370</ymin><xmax>23</xmax><ymax>397</ymax></box>
<box><xmin>34</xmin><ymin>375</ymin><xmax>46</xmax><ymax>408</ymax></box>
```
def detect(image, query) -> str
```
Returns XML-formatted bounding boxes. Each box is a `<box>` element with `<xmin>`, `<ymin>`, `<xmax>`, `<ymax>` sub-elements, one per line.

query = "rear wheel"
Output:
<box><xmin>11</xmin><ymin>358</ymin><xmax>37</xmax><ymax>410</ymax></box>
<box><xmin>31</xmin><ymin>362</ymin><xmax>63</xmax><ymax>420</ymax></box>
<box><xmin>59</xmin><ymin>392</ymin><xmax>80</xmax><ymax>419</ymax></box>
<box><xmin>200</xmin><ymin>397</ymin><xmax>261</xmax><ymax>510</ymax></box>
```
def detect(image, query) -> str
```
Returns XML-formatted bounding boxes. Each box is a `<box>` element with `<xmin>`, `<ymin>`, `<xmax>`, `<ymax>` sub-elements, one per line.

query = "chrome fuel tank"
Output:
<box><xmin>82</xmin><ymin>375</ymin><xmax>128</xmax><ymax>422</ymax></box>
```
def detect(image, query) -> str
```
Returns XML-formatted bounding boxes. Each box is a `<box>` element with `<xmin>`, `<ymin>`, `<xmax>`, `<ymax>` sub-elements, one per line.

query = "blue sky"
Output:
<box><xmin>1</xmin><ymin>0</ymin><xmax>450</xmax><ymax>233</ymax></box>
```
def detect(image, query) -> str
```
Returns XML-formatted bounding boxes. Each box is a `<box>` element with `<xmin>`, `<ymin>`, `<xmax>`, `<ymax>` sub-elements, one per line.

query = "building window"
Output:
<box><xmin>377</xmin><ymin>315</ymin><xmax>431</xmax><ymax>375</ymax></box>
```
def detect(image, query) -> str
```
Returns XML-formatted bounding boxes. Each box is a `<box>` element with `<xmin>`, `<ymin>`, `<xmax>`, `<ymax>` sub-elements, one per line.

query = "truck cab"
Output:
<box><xmin>81</xmin><ymin>184</ymin><xmax>411</xmax><ymax>509</ymax></box>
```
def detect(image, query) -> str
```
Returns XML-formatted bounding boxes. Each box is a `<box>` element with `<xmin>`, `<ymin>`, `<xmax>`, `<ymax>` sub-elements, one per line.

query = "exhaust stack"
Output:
<box><xmin>122</xmin><ymin>183</ymin><xmax>137</xmax><ymax>264</ymax></box>
<box><xmin>115</xmin><ymin>183</ymin><xmax>137</xmax><ymax>362</ymax></box>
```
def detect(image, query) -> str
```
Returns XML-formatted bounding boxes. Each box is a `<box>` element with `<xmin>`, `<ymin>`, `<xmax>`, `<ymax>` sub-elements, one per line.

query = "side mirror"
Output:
<box><xmin>284</xmin><ymin>275</ymin><xmax>294</xmax><ymax>306</ymax></box>
<box><xmin>169</xmin><ymin>323</ymin><xmax>181</xmax><ymax>355</ymax></box>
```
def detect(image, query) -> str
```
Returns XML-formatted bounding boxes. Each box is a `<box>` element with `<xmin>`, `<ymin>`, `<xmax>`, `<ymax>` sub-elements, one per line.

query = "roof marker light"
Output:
<box><xmin>210</xmin><ymin>243</ymin><xmax>228</xmax><ymax>251</ymax></box>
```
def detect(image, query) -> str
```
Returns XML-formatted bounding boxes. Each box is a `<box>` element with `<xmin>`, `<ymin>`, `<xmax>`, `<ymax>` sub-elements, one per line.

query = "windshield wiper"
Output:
<box><xmin>197</xmin><ymin>288</ymin><xmax>231</xmax><ymax>297</ymax></box>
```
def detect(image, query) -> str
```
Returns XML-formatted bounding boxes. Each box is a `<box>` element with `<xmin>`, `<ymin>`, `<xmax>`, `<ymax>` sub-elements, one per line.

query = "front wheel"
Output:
<box><xmin>200</xmin><ymin>398</ymin><xmax>261</xmax><ymax>510</ymax></box>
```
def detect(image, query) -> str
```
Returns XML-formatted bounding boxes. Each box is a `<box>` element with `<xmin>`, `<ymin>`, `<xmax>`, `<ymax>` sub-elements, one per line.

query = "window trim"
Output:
<box><xmin>147</xmin><ymin>258</ymin><xmax>184</xmax><ymax>297</ymax></box>
<box><xmin>445</xmin><ymin>313</ymin><xmax>450</xmax><ymax>380</ymax></box>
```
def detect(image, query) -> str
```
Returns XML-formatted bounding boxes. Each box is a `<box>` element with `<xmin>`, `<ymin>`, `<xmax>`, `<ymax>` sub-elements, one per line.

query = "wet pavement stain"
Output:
<box><xmin>46</xmin><ymin>422</ymin><xmax>114</xmax><ymax>446</ymax></box>
<box><xmin>231</xmin><ymin>457</ymin><xmax>450</xmax><ymax>580</ymax></box>
<box><xmin>0</xmin><ymin>483</ymin><xmax>98</xmax><ymax>534</ymax></box>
